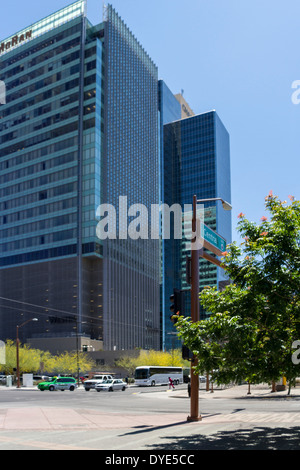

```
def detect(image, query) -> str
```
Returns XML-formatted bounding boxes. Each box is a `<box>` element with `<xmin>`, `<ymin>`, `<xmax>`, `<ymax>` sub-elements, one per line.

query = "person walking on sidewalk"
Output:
<box><xmin>169</xmin><ymin>377</ymin><xmax>175</xmax><ymax>389</ymax></box>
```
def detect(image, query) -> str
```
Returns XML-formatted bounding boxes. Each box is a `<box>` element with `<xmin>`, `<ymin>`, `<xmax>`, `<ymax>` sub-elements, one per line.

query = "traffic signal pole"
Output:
<box><xmin>185</xmin><ymin>194</ymin><xmax>231</xmax><ymax>421</ymax></box>
<box><xmin>187</xmin><ymin>195</ymin><xmax>202</xmax><ymax>422</ymax></box>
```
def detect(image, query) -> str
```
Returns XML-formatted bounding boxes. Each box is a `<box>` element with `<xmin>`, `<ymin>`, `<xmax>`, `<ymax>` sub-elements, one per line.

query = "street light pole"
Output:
<box><xmin>187</xmin><ymin>194</ymin><xmax>232</xmax><ymax>422</ymax></box>
<box><xmin>187</xmin><ymin>195</ymin><xmax>201</xmax><ymax>421</ymax></box>
<box><xmin>16</xmin><ymin>318</ymin><xmax>38</xmax><ymax>388</ymax></box>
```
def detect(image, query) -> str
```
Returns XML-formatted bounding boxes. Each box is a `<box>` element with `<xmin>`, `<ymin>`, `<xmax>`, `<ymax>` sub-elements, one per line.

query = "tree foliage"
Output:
<box><xmin>177</xmin><ymin>193</ymin><xmax>300</xmax><ymax>391</ymax></box>
<box><xmin>0</xmin><ymin>340</ymin><xmax>95</xmax><ymax>376</ymax></box>
<box><xmin>115</xmin><ymin>349</ymin><xmax>189</xmax><ymax>376</ymax></box>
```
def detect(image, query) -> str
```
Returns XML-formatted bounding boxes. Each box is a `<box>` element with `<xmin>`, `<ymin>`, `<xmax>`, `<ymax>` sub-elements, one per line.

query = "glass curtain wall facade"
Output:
<box><xmin>0</xmin><ymin>3</ymin><xmax>93</xmax><ymax>343</ymax></box>
<box><xmin>158</xmin><ymin>80</ymin><xmax>181</xmax><ymax>349</ymax></box>
<box><xmin>0</xmin><ymin>1</ymin><xmax>230</xmax><ymax>352</ymax></box>
<box><xmin>0</xmin><ymin>1</ymin><xmax>160</xmax><ymax>349</ymax></box>
<box><xmin>163</xmin><ymin>111</ymin><xmax>231</xmax><ymax>350</ymax></box>
<box><xmin>102</xmin><ymin>6</ymin><xmax>160</xmax><ymax>350</ymax></box>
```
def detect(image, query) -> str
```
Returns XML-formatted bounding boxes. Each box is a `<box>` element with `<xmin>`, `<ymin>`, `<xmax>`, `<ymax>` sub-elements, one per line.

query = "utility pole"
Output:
<box><xmin>186</xmin><ymin>194</ymin><xmax>231</xmax><ymax>422</ymax></box>
<box><xmin>16</xmin><ymin>318</ymin><xmax>38</xmax><ymax>388</ymax></box>
<box><xmin>187</xmin><ymin>195</ymin><xmax>202</xmax><ymax>421</ymax></box>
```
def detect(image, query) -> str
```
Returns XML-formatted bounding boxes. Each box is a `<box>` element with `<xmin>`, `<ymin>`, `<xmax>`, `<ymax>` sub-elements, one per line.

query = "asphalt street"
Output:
<box><xmin>0</xmin><ymin>383</ymin><xmax>299</xmax><ymax>451</ymax></box>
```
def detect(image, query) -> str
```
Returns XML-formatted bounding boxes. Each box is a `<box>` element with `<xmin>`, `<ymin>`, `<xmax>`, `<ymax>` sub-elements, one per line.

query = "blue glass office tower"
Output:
<box><xmin>163</xmin><ymin>111</ymin><xmax>232</xmax><ymax>350</ymax></box>
<box><xmin>158</xmin><ymin>81</ymin><xmax>181</xmax><ymax>348</ymax></box>
<box><xmin>102</xmin><ymin>6</ymin><xmax>160</xmax><ymax>350</ymax></box>
<box><xmin>0</xmin><ymin>1</ymin><xmax>160</xmax><ymax>350</ymax></box>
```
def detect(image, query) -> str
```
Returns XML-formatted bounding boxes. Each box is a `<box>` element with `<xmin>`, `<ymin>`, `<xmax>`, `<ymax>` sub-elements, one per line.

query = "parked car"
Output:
<box><xmin>84</xmin><ymin>375</ymin><xmax>113</xmax><ymax>391</ymax></box>
<box><xmin>0</xmin><ymin>375</ymin><xmax>6</xmax><ymax>384</ymax></box>
<box><xmin>95</xmin><ymin>379</ymin><xmax>127</xmax><ymax>392</ymax></box>
<box><xmin>33</xmin><ymin>375</ymin><xmax>52</xmax><ymax>382</ymax></box>
<box><xmin>38</xmin><ymin>377</ymin><xmax>77</xmax><ymax>391</ymax></box>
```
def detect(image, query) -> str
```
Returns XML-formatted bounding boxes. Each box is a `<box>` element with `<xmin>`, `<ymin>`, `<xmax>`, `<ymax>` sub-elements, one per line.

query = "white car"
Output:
<box><xmin>84</xmin><ymin>375</ymin><xmax>113</xmax><ymax>391</ymax></box>
<box><xmin>95</xmin><ymin>379</ymin><xmax>127</xmax><ymax>392</ymax></box>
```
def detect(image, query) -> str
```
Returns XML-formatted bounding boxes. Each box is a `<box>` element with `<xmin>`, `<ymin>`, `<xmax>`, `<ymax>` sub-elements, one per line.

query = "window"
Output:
<box><xmin>39</xmin><ymin>191</ymin><xmax>47</xmax><ymax>201</ymax></box>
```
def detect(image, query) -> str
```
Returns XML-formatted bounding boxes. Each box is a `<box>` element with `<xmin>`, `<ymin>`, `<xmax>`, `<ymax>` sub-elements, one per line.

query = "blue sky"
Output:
<box><xmin>2</xmin><ymin>0</ymin><xmax>299</xmax><ymax>243</ymax></box>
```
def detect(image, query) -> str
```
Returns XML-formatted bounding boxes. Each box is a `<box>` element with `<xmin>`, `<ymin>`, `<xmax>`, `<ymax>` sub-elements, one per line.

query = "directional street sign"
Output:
<box><xmin>186</xmin><ymin>222</ymin><xmax>227</xmax><ymax>282</ymax></box>
<box><xmin>201</xmin><ymin>223</ymin><xmax>226</xmax><ymax>255</ymax></box>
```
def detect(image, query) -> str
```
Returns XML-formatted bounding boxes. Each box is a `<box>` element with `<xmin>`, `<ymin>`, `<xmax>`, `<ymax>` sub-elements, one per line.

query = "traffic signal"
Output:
<box><xmin>182</xmin><ymin>345</ymin><xmax>193</xmax><ymax>361</ymax></box>
<box><xmin>170</xmin><ymin>289</ymin><xmax>184</xmax><ymax>324</ymax></box>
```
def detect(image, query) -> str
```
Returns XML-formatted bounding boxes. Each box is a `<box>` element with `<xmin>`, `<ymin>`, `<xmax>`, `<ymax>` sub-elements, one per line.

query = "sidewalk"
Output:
<box><xmin>1</xmin><ymin>383</ymin><xmax>299</xmax><ymax>398</ymax></box>
<box><xmin>181</xmin><ymin>383</ymin><xmax>300</xmax><ymax>401</ymax></box>
<box><xmin>0</xmin><ymin>383</ymin><xmax>300</xmax><ymax>450</ymax></box>
<box><xmin>194</xmin><ymin>383</ymin><xmax>300</xmax><ymax>399</ymax></box>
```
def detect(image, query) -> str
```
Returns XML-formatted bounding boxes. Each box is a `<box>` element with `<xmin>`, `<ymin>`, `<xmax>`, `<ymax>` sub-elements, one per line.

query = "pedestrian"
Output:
<box><xmin>169</xmin><ymin>377</ymin><xmax>175</xmax><ymax>389</ymax></box>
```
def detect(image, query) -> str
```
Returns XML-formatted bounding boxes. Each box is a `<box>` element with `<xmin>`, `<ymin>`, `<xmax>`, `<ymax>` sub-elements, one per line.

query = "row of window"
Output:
<box><xmin>0</xmin><ymin>197</ymin><xmax>77</xmax><ymax>224</ymax></box>
<box><xmin>0</xmin><ymin>120</ymin><xmax>78</xmax><ymax>157</ymax></box>
<box><xmin>3</xmin><ymin>49</ymin><xmax>81</xmax><ymax>89</ymax></box>
<box><xmin>4</xmin><ymin>37</ymin><xmax>81</xmax><ymax>86</ymax></box>
<box><xmin>0</xmin><ymin>151</ymin><xmax>77</xmax><ymax>184</ymax></box>
<box><xmin>5</xmin><ymin>74</ymin><xmax>80</xmax><ymax>107</ymax></box>
<box><xmin>1</xmin><ymin>80</ymin><xmax>78</xmax><ymax>119</ymax></box>
<box><xmin>0</xmin><ymin>244</ymin><xmax>78</xmax><ymax>267</ymax></box>
<box><xmin>0</xmin><ymin>166</ymin><xmax>77</xmax><ymax>198</ymax></box>
<box><xmin>0</xmin><ymin>212</ymin><xmax>77</xmax><ymax>239</ymax></box>
<box><xmin>0</xmin><ymin>136</ymin><xmax>78</xmax><ymax>171</ymax></box>
<box><xmin>0</xmin><ymin>228</ymin><xmax>77</xmax><ymax>253</ymax></box>
<box><xmin>0</xmin><ymin>182</ymin><xmax>77</xmax><ymax>210</ymax></box>
<box><xmin>0</xmin><ymin>113</ymin><xmax>95</xmax><ymax>160</ymax></box>
<box><xmin>0</xmin><ymin>241</ymin><xmax>103</xmax><ymax>267</ymax></box>
<box><xmin>5</xmin><ymin>57</ymin><xmax>95</xmax><ymax>101</ymax></box>
<box><xmin>0</xmin><ymin>89</ymin><xmax>94</xmax><ymax>132</ymax></box>
<box><xmin>1</xmin><ymin>20</ymin><xmax>82</xmax><ymax>70</ymax></box>
<box><xmin>1</xmin><ymin>107</ymin><xmax>79</xmax><ymax>144</ymax></box>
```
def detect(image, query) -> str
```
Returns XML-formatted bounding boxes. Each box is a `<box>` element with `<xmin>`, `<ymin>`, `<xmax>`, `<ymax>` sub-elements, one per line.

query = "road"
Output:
<box><xmin>0</xmin><ymin>384</ymin><xmax>299</xmax><ymax>451</ymax></box>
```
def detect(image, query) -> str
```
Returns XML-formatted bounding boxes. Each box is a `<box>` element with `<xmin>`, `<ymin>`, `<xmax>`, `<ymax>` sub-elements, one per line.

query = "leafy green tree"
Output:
<box><xmin>115</xmin><ymin>349</ymin><xmax>189</xmax><ymax>377</ymax></box>
<box><xmin>177</xmin><ymin>193</ymin><xmax>300</xmax><ymax>393</ymax></box>
<box><xmin>0</xmin><ymin>340</ymin><xmax>42</xmax><ymax>375</ymax></box>
<box><xmin>50</xmin><ymin>351</ymin><xmax>95</xmax><ymax>376</ymax></box>
<box><xmin>136</xmin><ymin>349</ymin><xmax>185</xmax><ymax>367</ymax></box>
<box><xmin>0</xmin><ymin>340</ymin><xmax>95</xmax><ymax>378</ymax></box>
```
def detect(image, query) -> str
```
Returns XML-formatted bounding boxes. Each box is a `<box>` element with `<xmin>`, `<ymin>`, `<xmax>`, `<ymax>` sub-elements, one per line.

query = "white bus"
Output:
<box><xmin>134</xmin><ymin>366</ymin><xmax>183</xmax><ymax>387</ymax></box>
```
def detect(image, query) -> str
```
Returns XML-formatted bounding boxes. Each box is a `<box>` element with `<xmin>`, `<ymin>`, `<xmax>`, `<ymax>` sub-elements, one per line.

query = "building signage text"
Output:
<box><xmin>0</xmin><ymin>30</ymin><xmax>32</xmax><ymax>54</ymax></box>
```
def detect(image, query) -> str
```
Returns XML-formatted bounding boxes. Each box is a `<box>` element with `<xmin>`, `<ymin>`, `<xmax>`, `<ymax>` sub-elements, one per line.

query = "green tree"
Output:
<box><xmin>0</xmin><ymin>340</ymin><xmax>57</xmax><ymax>376</ymax></box>
<box><xmin>115</xmin><ymin>349</ymin><xmax>189</xmax><ymax>377</ymax></box>
<box><xmin>50</xmin><ymin>351</ymin><xmax>95</xmax><ymax>376</ymax></box>
<box><xmin>177</xmin><ymin>193</ymin><xmax>300</xmax><ymax>393</ymax></box>
<box><xmin>0</xmin><ymin>341</ymin><xmax>95</xmax><ymax>378</ymax></box>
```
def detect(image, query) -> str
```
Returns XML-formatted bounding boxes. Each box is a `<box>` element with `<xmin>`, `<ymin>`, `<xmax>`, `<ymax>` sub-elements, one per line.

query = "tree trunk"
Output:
<box><xmin>271</xmin><ymin>381</ymin><xmax>276</xmax><ymax>392</ymax></box>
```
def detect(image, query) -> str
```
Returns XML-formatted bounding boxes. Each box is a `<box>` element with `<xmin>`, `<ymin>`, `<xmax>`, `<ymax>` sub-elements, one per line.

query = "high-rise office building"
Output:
<box><xmin>162</xmin><ymin>110</ymin><xmax>232</xmax><ymax>350</ymax></box>
<box><xmin>0</xmin><ymin>1</ymin><xmax>231</xmax><ymax>354</ymax></box>
<box><xmin>0</xmin><ymin>1</ymin><xmax>160</xmax><ymax>350</ymax></box>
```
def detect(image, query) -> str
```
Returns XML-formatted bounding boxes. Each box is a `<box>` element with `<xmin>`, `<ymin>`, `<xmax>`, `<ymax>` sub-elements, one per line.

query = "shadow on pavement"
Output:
<box><xmin>146</xmin><ymin>426</ymin><xmax>300</xmax><ymax>450</ymax></box>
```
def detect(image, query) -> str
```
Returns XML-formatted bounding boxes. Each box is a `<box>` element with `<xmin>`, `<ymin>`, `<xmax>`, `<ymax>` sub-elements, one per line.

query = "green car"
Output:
<box><xmin>38</xmin><ymin>377</ymin><xmax>77</xmax><ymax>391</ymax></box>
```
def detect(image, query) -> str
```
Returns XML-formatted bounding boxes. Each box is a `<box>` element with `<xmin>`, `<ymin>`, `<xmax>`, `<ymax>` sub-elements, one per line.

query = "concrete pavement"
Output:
<box><xmin>0</xmin><ymin>384</ymin><xmax>299</xmax><ymax>450</ymax></box>
<box><xmin>0</xmin><ymin>383</ymin><xmax>299</xmax><ymax>432</ymax></box>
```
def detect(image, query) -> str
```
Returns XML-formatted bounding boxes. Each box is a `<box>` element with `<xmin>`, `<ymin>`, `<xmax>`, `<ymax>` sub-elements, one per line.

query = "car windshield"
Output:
<box><xmin>103</xmin><ymin>379</ymin><xmax>113</xmax><ymax>383</ymax></box>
